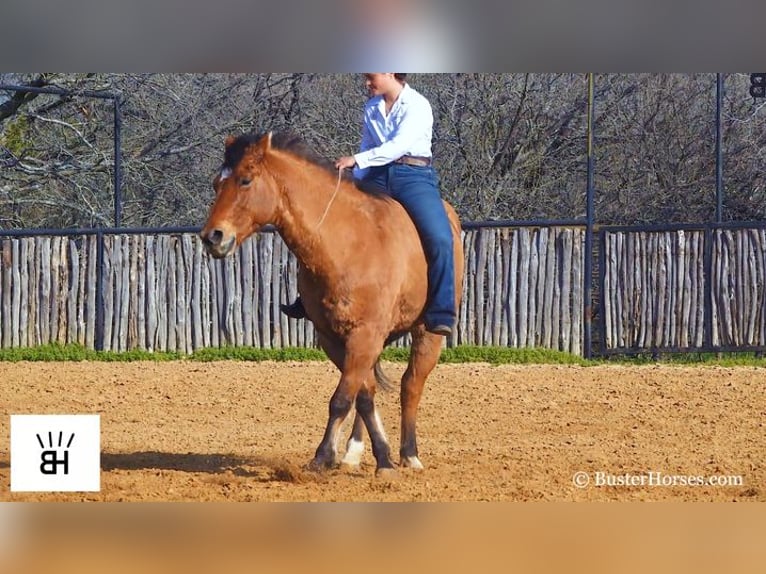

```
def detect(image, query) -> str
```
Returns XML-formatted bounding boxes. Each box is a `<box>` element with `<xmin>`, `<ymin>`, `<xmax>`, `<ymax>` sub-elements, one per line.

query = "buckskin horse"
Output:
<box><xmin>199</xmin><ymin>131</ymin><xmax>464</xmax><ymax>477</ymax></box>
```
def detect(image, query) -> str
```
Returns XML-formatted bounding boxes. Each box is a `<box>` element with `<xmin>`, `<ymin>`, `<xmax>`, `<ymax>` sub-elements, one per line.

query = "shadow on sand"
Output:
<box><xmin>101</xmin><ymin>451</ymin><xmax>310</xmax><ymax>482</ymax></box>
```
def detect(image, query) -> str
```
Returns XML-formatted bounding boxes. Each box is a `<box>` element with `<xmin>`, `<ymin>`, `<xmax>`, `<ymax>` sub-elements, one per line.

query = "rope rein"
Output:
<box><xmin>315</xmin><ymin>167</ymin><xmax>343</xmax><ymax>231</ymax></box>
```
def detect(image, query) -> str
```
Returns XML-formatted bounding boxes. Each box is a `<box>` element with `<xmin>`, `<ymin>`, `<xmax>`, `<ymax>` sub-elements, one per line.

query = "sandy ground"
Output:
<box><xmin>0</xmin><ymin>361</ymin><xmax>763</xmax><ymax>502</ymax></box>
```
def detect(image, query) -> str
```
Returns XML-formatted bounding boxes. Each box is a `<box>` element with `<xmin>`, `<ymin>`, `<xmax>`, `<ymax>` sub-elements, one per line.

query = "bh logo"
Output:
<box><xmin>37</xmin><ymin>431</ymin><xmax>76</xmax><ymax>475</ymax></box>
<box><xmin>11</xmin><ymin>415</ymin><xmax>100</xmax><ymax>492</ymax></box>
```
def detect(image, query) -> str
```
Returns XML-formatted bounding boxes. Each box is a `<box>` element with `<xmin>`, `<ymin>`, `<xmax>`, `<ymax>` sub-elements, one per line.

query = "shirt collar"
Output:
<box><xmin>375</xmin><ymin>83</ymin><xmax>411</xmax><ymax>117</ymax></box>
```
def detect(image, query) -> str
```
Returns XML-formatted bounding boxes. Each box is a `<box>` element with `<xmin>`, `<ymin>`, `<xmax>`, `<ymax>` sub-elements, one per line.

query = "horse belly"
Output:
<box><xmin>388</xmin><ymin>251</ymin><xmax>429</xmax><ymax>329</ymax></box>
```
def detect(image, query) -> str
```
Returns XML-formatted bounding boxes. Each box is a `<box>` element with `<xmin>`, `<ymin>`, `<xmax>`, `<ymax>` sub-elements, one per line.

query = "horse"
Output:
<box><xmin>199</xmin><ymin>131</ymin><xmax>464</xmax><ymax>476</ymax></box>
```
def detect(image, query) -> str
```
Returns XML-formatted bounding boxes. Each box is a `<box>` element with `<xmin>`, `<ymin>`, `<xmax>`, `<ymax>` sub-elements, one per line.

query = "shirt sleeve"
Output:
<box><xmin>353</xmin><ymin>100</ymin><xmax>430</xmax><ymax>169</ymax></box>
<box><xmin>358</xmin><ymin>115</ymin><xmax>375</xmax><ymax>154</ymax></box>
<box><xmin>352</xmin><ymin>116</ymin><xmax>375</xmax><ymax>180</ymax></box>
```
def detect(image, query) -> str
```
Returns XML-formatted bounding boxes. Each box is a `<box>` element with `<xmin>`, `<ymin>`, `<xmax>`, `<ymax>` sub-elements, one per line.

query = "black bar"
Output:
<box><xmin>583</xmin><ymin>73</ymin><xmax>595</xmax><ymax>360</ymax></box>
<box><xmin>95</xmin><ymin>230</ymin><xmax>105</xmax><ymax>351</ymax></box>
<box><xmin>0</xmin><ymin>226</ymin><xmax>204</xmax><ymax>238</ymax></box>
<box><xmin>0</xmin><ymin>220</ymin><xmax>595</xmax><ymax>238</ymax></box>
<box><xmin>715</xmin><ymin>73</ymin><xmax>724</xmax><ymax>223</ymax></box>
<box><xmin>10</xmin><ymin>220</ymin><xmax>761</xmax><ymax>239</ymax></box>
<box><xmin>113</xmin><ymin>96</ymin><xmax>123</xmax><ymax>227</ymax></box>
<box><xmin>462</xmin><ymin>219</ymin><xmax>587</xmax><ymax>230</ymax></box>
<box><xmin>600</xmin><ymin>220</ymin><xmax>766</xmax><ymax>234</ymax></box>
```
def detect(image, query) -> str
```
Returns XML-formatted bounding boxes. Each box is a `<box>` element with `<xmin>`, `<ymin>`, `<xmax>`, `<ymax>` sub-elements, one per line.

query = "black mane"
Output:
<box><xmin>224</xmin><ymin>131</ymin><xmax>386</xmax><ymax>196</ymax></box>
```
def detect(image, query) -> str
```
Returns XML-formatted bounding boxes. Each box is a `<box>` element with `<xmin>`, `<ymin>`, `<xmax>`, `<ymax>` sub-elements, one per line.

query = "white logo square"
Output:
<box><xmin>10</xmin><ymin>414</ymin><xmax>100</xmax><ymax>492</ymax></box>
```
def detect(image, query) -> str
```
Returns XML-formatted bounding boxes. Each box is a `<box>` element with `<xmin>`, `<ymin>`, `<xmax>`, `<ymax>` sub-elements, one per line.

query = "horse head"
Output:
<box><xmin>200</xmin><ymin>132</ymin><xmax>280</xmax><ymax>258</ymax></box>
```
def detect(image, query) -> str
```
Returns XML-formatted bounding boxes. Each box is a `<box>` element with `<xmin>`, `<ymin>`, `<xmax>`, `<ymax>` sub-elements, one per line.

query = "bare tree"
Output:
<box><xmin>1</xmin><ymin>73</ymin><xmax>765</xmax><ymax>229</ymax></box>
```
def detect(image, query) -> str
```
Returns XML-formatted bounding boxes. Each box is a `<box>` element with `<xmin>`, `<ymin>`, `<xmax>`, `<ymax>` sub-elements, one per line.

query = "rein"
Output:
<box><xmin>315</xmin><ymin>167</ymin><xmax>343</xmax><ymax>231</ymax></box>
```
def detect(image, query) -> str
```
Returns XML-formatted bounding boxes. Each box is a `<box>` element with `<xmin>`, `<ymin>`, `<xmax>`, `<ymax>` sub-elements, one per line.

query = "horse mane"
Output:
<box><xmin>224</xmin><ymin>131</ymin><xmax>386</xmax><ymax>196</ymax></box>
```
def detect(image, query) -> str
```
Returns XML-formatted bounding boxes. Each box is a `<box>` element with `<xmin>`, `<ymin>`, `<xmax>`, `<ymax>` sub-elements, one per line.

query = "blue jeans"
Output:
<box><xmin>362</xmin><ymin>164</ymin><xmax>456</xmax><ymax>328</ymax></box>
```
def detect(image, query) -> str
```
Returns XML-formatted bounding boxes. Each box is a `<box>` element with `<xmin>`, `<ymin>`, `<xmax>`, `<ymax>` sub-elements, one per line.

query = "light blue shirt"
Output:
<box><xmin>352</xmin><ymin>83</ymin><xmax>433</xmax><ymax>179</ymax></box>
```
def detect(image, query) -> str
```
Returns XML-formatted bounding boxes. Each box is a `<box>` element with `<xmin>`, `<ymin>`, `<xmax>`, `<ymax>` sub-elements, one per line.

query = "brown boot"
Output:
<box><xmin>426</xmin><ymin>323</ymin><xmax>452</xmax><ymax>337</ymax></box>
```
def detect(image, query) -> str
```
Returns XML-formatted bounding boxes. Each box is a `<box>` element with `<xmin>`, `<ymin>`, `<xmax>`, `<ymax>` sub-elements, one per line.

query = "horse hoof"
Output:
<box><xmin>340</xmin><ymin>453</ymin><xmax>363</xmax><ymax>468</ymax></box>
<box><xmin>339</xmin><ymin>458</ymin><xmax>362</xmax><ymax>470</ymax></box>
<box><xmin>339</xmin><ymin>462</ymin><xmax>363</xmax><ymax>475</ymax></box>
<box><xmin>307</xmin><ymin>457</ymin><xmax>335</xmax><ymax>472</ymax></box>
<box><xmin>400</xmin><ymin>456</ymin><xmax>424</xmax><ymax>470</ymax></box>
<box><xmin>375</xmin><ymin>467</ymin><xmax>399</xmax><ymax>481</ymax></box>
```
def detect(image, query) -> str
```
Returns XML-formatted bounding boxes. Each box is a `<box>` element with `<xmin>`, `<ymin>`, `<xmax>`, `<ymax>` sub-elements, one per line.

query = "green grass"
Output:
<box><xmin>0</xmin><ymin>343</ymin><xmax>765</xmax><ymax>367</ymax></box>
<box><xmin>190</xmin><ymin>346</ymin><xmax>328</xmax><ymax>362</ymax></box>
<box><xmin>602</xmin><ymin>351</ymin><xmax>766</xmax><ymax>367</ymax></box>
<box><xmin>0</xmin><ymin>344</ymin><xmax>181</xmax><ymax>362</ymax></box>
<box><xmin>381</xmin><ymin>345</ymin><xmax>589</xmax><ymax>365</ymax></box>
<box><xmin>0</xmin><ymin>344</ymin><xmax>589</xmax><ymax>365</ymax></box>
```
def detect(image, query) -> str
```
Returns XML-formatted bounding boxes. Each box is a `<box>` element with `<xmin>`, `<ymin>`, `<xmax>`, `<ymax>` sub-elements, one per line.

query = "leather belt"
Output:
<box><xmin>394</xmin><ymin>155</ymin><xmax>432</xmax><ymax>167</ymax></box>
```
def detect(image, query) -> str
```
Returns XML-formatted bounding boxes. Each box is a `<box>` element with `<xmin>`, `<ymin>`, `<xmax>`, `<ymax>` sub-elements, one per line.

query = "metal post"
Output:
<box><xmin>583</xmin><ymin>73</ymin><xmax>595</xmax><ymax>359</ymax></box>
<box><xmin>715</xmin><ymin>73</ymin><xmax>724</xmax><ymax>223</ymax></box>
<box><xmin>113</xmin><ymin>96</ymin><xmax>123</xmax><ymax>227</ymax></box>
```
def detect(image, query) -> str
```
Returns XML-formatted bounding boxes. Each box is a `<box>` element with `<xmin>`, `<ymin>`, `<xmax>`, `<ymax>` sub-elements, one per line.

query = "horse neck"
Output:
<box><xmin>269</xmin><ymin>153</ymin><xmax>351</xmax><ymax>276</ymax></box>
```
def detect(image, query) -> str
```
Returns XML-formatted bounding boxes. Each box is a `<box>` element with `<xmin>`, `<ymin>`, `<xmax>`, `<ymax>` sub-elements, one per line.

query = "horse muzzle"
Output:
<box><xmin>200</xmin><ymin>228</ymin><xmax>236</xmax><ymax>258</ymax></box>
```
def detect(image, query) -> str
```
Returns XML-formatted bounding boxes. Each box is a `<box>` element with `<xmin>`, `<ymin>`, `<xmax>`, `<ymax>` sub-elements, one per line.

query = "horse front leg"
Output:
<box><xmin>310</xmin><ymin>331</ymin><xmax>352</xmax><ymax>470</ymax></box>
<box><xmin>355</xmin><ymin>382</ymin><xmax>396</xmax><ymax>476</ymax></box>
<box><xmin>309</xmin><ymin>334</ymin><xmax>383</xmax><ymax>471</ymax></box>
<box><xmin>309</xmin><ymin>379</ymin><xmax>358</xmax><ymax>470</ymax></box>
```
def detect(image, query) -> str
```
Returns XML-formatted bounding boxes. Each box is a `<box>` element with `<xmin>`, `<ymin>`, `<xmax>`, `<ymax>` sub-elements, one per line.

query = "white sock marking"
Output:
<box><xmin>341</xmin><ymin>438</ymin><xmax>365</xmax><ymax>466</ymax></box>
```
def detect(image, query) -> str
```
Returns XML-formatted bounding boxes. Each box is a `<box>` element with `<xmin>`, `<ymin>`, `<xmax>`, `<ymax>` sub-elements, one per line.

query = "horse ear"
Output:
<box><xmin>225</xmin><ymin>135</ymin><xmax>236</xmax><ymax>148</ymax></box>
<box><xmin>249</xmin><ymin>132</ymin><xmax>272</xmax><ymax>159</ymax></box>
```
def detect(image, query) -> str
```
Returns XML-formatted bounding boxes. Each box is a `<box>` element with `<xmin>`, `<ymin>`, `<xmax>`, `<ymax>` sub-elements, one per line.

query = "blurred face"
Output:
<box><xmin>364</xmin><ymin>73</ymin><xmax>398</xmax><ymax>97</ymax></box>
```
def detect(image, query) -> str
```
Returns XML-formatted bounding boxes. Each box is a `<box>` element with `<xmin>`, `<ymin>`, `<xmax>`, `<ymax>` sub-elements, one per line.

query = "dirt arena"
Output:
<box><xmin>0</xmin><ymin>361</ymin><xmax>763</xmax><ymax>502</ymax></box>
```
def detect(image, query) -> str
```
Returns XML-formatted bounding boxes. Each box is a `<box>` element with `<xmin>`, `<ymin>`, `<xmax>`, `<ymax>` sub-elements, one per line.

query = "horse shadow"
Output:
<box><xmin>101</xmin><ymin>451</ymin><xmax>311</xmax><ymax>482</ymax></box>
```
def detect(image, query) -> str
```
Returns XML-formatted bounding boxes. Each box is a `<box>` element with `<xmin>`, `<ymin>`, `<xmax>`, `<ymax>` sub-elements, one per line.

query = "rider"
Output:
<box><xmin>281</xmin><ymin>73</ymin><xmax>456</xmax><ymax>336</ymax></box>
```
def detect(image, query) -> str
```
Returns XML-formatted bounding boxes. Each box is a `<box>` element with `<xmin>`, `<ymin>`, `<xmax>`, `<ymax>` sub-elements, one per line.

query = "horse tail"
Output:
<box><xmin>374</xmin><ymin>360</ymin><xmax>396</xmax><ymax>393</ymax></box>
<box><xmin>374</xmin><ymin>330</ymin><xmax>408</xmax><ymax>393</ymax></box>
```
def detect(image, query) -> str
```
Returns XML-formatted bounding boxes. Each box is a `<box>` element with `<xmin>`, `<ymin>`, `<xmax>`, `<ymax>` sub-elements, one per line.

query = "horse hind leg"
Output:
<box><xmin>340</xmin><ymin>412</ymin><xmax>366</xmax><ymax>467</ymax></box>
<box><xmin>341</xmin><ymin>360</ymin><xmax>394</xmax><ymax>467</ymax></box>
<box><xmin>355</xmin><ymin>381</ymin><xmax>396</xmax><ymax>476</ymax></box>
<box><xmin>400</xmin><ymin>330</ymin><xmax>443</xmax><ymax>470</ymax></box>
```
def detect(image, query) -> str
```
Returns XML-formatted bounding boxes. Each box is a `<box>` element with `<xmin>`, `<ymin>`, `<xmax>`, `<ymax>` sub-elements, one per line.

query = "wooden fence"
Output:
<box><xmin>462</xmin><ymin>227</ymin><xmax>584</xmax><ymax>354</ymax></box>
<box><xmin>0</xmin><ymin>226</ymin><xmax>586</xmax><ymax>354</ymax></box>
<box><xmin>600</xmin><ymin>225</ymin><xmax>766</xmax><ymax>352</ymax></box>
<box><xmin>4</xmin><ymin>223</ymin><xmax>765</xmax><ymax>356</ymax></box>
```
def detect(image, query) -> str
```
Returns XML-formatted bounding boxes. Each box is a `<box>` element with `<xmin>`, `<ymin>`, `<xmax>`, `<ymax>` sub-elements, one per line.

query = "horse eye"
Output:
<box><xmin>239</xmin><ymin>177</ymin><xmax>252</xmax><ymax>187</ymax></box>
